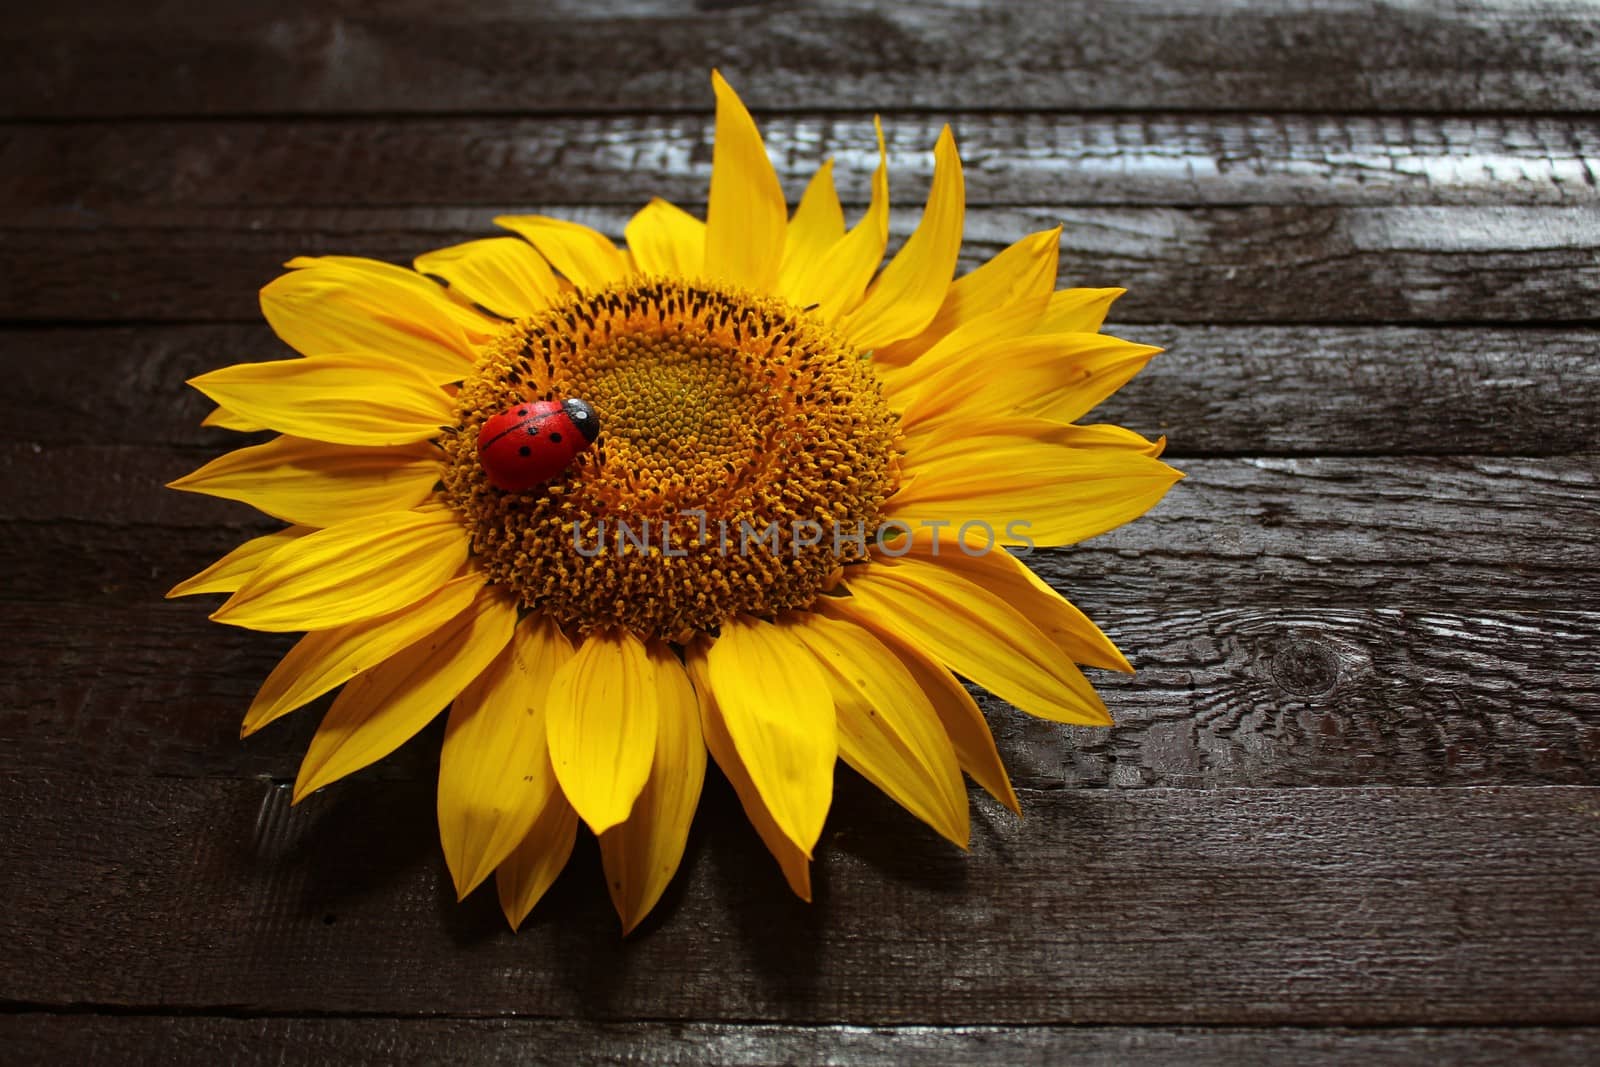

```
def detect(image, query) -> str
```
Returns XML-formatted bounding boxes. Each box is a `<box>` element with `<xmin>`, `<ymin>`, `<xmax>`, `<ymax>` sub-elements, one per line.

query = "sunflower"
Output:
<box><xmin>168</xmin><ymin>72</ymin><xmax>1181</xmax><ymax>933</ymax></box>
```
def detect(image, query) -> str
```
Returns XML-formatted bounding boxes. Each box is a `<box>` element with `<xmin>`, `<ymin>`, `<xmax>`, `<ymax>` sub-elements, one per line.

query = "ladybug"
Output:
<box><xmin>476</xmin><ymin>398</ymin><xmax>600</xmax><ymax>491</ymax></box>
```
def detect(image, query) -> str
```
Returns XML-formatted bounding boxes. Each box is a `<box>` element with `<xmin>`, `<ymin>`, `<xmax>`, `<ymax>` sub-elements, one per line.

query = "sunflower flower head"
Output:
<box><xmin>442</xmin><ymin>277</ymin><xmax>900</xmax><ymax>641</ymax></box>
<box><xmin>169</xmin><ymin>71</ymin><xmax>1181</xmax><ymax>933</ymax></box>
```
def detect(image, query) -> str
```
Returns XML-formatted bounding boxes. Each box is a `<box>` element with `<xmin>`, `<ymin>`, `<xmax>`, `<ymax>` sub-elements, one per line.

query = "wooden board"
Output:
<box><xmin>7</xmin><ymin>114</ymin><xmax>1597</xmax><ymax>212</ymax></box>
<box><xmin>3</xmin><ymin>776</ymin><xmax>1598</xmax><ymax>1024</ymax></box>
<box><xmin>10</xmin><ymin>294</ymin><xmax>1596</xmax><ymax>613</ymax></box>
<box><xmin>7</xmin><ymin>1</ymin><xmax>1599</xmax><ymax>117</ymax></box>
<box><xmin>4</xmin><ymin>454</ymin><xmax>1597</xmax><ymax>788</ymax></box>
<box><xmin>6</xmin><ymin>110</ymin><xmax>1596</xmax><ymax>327</ymax></box>
<box><xmin>7</xmin><ymin>1015</ymin><xmax>1600</xmax><ymax>1067</ymax></box>
<box><xmin>9</xmin><ymin>324</ymin><xmax>1600</xmax><ymax>456</ymax></box>
<box><xmin>7</xmin><ymin>203</ymin><xmax>1599</xmax><ymax>324</ymax></box>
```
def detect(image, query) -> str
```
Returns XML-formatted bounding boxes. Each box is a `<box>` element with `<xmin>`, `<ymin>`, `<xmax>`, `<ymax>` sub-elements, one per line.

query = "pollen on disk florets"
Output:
<box><xmin>441</xmin><ymin>277</ymin><xmax>900</xmax><ymax>641</ymax></box>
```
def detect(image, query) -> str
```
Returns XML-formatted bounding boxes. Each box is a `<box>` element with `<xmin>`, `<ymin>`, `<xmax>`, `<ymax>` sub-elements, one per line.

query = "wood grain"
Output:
<box><xmin>7</xmin><ymin>449</ymin><xmax>1596</xmax><ymax>615</ymax></box>
<box><xmin>5</xmin><ymin>590</ymin><xmax>1596</xmax><ymax>792</ymax></box>
<box><xmin>5</xmin><ymin>1015</ymin><xmax>1599</xmax><ymax>1067</ymax></box>
<box><xmin>6</xmin><ymin>203</ymin><xmax>1599</xmax><ymax>324</ymax></box>
<box><xmin>2</xmin><ymin>455</ymin><xmax>1595</xmax><ymax>787</ymax></box>
<box><xmin>12</xmin><ymin>452</ymin><xmax>1588</xmax><ymax>587</ymax></box>
<box><xmin>6</xmin><ymin>0</ymin><xmax>1600</xmax><ymax>1058</ymax></box>
<box><xmin>7</xmin><ymin>113</ymin><xmax>1597</xmax><ymax>214</ymax></box>
<box><xmin>8</xmin><ymin>323</ymin><xmax>1599</xmax><ymax>456</ymax></box>
<box><xmin>7</xmin><ymin>1</ymin><xmax>1599</xmax><ymax>117</ymax></box>
<box><xmin>2</xmin><ymin>775</ymin><xmax>1596</xmax><ymax>1024</ymax></box>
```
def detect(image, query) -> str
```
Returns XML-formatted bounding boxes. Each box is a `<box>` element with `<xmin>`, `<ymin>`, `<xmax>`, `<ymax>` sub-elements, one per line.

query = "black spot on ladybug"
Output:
<box><xmin>549</xmin><ymin>432</ymin><xmax>563</xmax><ymax>443</ymax></box>
<box><xmin>518</xmin><ymin>446</ymin><xmax>531</xmax><ymax>457</ymax></box>
<box><xmin>526</xmin><ymin>426</ymin><xmax>538</xmax><ymax>435</ymax></box>
<box><xmin>517</xmin><ymin>408</ymin><xmax>528</xmax><ymax>416</ymax></box>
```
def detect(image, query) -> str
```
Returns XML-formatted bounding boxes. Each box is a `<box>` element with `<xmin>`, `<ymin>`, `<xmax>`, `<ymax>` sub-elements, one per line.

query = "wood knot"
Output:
<box><xmin>1270</xmin><ymin>638</ymin><xmax>1341</xmax><ymax>697</ymax></box>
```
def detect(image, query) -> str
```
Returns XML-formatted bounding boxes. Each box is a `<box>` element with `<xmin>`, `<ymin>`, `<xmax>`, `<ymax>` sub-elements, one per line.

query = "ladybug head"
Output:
<box><xmin>562</xmin><ymin>398</ymin><xmax>601</xmax><ymax>443</ymax></box>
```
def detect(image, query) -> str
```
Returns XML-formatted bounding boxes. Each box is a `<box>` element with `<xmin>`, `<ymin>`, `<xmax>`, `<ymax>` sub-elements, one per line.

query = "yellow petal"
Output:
<box><xmin>776</xmin><ymin>159</ymin><xmax>845</xmax><ymax>300</ymax></box>
<box><xmin>875</xmin><ymin>226</ymin><xmax>1061</xmax><ymax>367</ymax></box>
<box><xmin>686</xmin><ymin>642</ymin><xmax>812</xmax><ymax>901</ymax></box>
<box><xmin>892</xmin><ymin>427</ymin><xmax>1182</xmax><ymax>548</ymax></box>
<box><xmin>261</xmin><ymin>257</ymin><xmax>489</xmax><ymax>382</ymax></box>
<box><xmin>907</xmin><ymin>416</ymin><xmax>1164</xmax><ymax>467</ymax></box>
<box><xmin>704</xmin><ymin>616</ymin><xmax>836</xmax><ymax>855</ymax></box>
<box><xmin>496</xmin><ymin>790</ymin><xmax>579</xmax><ymax>930</ymax></box>
<box><xmin>1026</xmin><ymin>345</ymin><xmax>1162</xmax><ymax>425</ymax></box>
<box><xmin>186</xmin><ymin>353</ymin><xmax>454</xmax><ymax>448</ymax></box>
<box><xmin>799</xmin><ymin>120</ymin><xmax>889</xmax><ymax>322</ymax></box>
<box><xmin>201</xmin><ymin>406</ymin><xmax>265</xmax><ymax>432</ymax></box>
<box><xmin>165</xmin><ymin>526</ymin><xmax>312</xmax><ymax>598</ymax></box>
<box><xmin>869</xmin><ymin>623</ymin><xmax>1021</xmax><ymax>814</ymax></box>
<box><xmin>284</xmin><ymin>254</ymin><xmax>509</xmax><ymax>319</ymax></box>
<box><xmin>544</xmin><ymin>629</ymin><xmax>661</xmax><ymax>834</ymax></box>
<box><xmin>167</xmin><ymin>436</ymin><xmax>441</xmax><ymax>528</ymax></box>
<box><xmin>293</xmin><ymin>585</ymin><xmax>516</xmax><ymax>801</ymax></box>
<box><xmin>1037</xmin><ymin>287</ymin><xmax>1126</xmax><ymax>334</ymax></box>
<box><xmin>831</xmin><ymin>560</ymin><xmax>1112</xmax><ymax>727</ymax></box>
<box><xmin>897</xmin><ymin>532</ymin><xmax>1130</xmax><ymax>673</ymax></box>
<box><xmin>900</xmin><ymin>292</ymin><xmax>1053</xmax><ymax>374</ymax></box>
<box><xmin>438</xmin><ymin>615</ymin><xmax>574</xmax><ymax>900</ymax></box>
<box><xmin>703</xmin><ymin>70</ymin><xmax>787</xmax><ymax>293</ymax></box>
<box><xmin>242</xmin><ymin>573</ymin><xmax>485</xmax><ymax>736</ymax></box>
<box><xmin>599</xmin><ymin>644</ymin><xmax>706</xmax><ymax>933</ymax></box>
<box><xmin>787</xmin><ymin>612</ymin><xmax>968</xmax><ymax>847</ymax></box>
<box><xmin>413</xmin><ymin>237</ymin><xmax>561</xmax><ymax>320</ymax></box>
<box><xmin>624</xmin><ymin>198</ymin><xmax>706</xmax><ymax>278</ymax></box>
<box><xmin>875</xmin><ymin>293</ymin><xmax>1052</xmax><ymax>404</ymax></box>
<box><xmin>1030</xmin><ymin>422</ymin><xmax>1167</xmax><ymax>455</ymax></box>
<box><xmin>494</xmin><ymin>215</ymin><xmax>628</xmax><ymax>290</ymax></box>
<box><xmin>213</xmin><ymin>507</ymin><xmax>470</xmax><ymax>632</ymax></box>
<box><xmin>898</xmin><ymin>333</ymin><xmax>1162</xmax><ymax>432</ymax></box>
<box><xmin>883</xmin><ymin>286</ymin><xmax>1126</xmax><ymax>408</ymax></box>
<box><xmin>841</xmin><ymin>126</ymin><xmax>965</xmax><ymax>351</ymax></box>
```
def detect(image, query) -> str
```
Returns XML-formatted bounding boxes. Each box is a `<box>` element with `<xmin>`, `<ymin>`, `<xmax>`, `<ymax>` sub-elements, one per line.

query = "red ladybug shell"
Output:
<box><xmin>477</xmin><ymin>398</ymin><xmax>600</xmax><ymax>491</ymax></box>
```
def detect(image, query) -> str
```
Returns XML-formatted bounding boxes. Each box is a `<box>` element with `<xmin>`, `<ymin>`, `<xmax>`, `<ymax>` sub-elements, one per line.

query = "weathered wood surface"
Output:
<box><xmin>7</xmin><ymin>1</ymin><xmax>1599</xmax><ymax>117</ymax></box>
<box><xmin>7</xmin><ymin>592</ymin><xmax>1597</xmax><ymax>792</ymax></box>
<box><xmin>8</xmin><ymin>1017</ymin><xmax>1600</xmax><ymax>1067</ymax></box>
<box><xmin>3</xmin><ymin>777</ymin><xmax>1598</xmax><ymax>1024</ymax></box>
<box><xmin>4</xmin><ymin>451</ymin><xmax>1596</xmax><ymax>789</ymax></box>
<box><xmin>5</xmin><ymin>0</ymin><xmax>1600</xmax><ymax>1061</ymax></box>
<box><xmin>10</xmin><ymin>323</ymin><xmax>1600</xmax><ymax>456</ymax></box>
<box><xmin>8</xmin><ymin>203</ymin><xmax>1600</xmax><ymax>324</ymax></box>
<box><xmin>8</xmin><ymin>114</ymin><xmax>1599</xmax><ymax>212</ymax></box>
<box><xmin>8</xmin><ymin>111</ymin><xmax>1598</xmax><ymax>326</ymax></box>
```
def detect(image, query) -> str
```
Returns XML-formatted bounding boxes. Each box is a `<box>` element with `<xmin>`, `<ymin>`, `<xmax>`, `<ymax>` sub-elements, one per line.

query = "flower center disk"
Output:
<box><xmin>443</xmin><ymin>278</ymin><xmax>900</xmax><ymax>641</ymax></box>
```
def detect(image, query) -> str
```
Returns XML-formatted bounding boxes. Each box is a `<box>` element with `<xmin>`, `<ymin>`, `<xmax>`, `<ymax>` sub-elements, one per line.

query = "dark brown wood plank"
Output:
<box><xmin>4</xmin><ymin>1016</ymin><xmax>1598</xmax><ymax>1067</ymax></box>
<box><xmin>11</xmin><ymin>451</ymin><xmax>1587</xmax><ymax>582</ymax></box>
<box><xmin>1</xmin><ymin>455</ymin><xmax>1595</xmax><ymax>786</ymax></box>
<box><xmin>5</xmin><ymin>590</ymin><xmax>1596</xmax><ymax>791</ymax></box>
<box><xmin>7</xmin><ymin>113</ymin><xmax>1597</xmax><ymax>214</ymax></box>
<box><xmin>8</xmin><ymin>323</ymin><xmax>1598</xmax><ymax>457</ymax></box>
<box><xmin>1</xmin><ymin>776</ymin><xmax>1596</xmax><ymax>1024</ymax></box>
<box><xmin>7</xmin><ymin>1</ymin><xmax>1599</xmax><ymax>117</ymax></box>
<box><xmin>5</xmin><ymin>203</ymin><xmax>1598</xmax><ymax>324</ymax></box>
